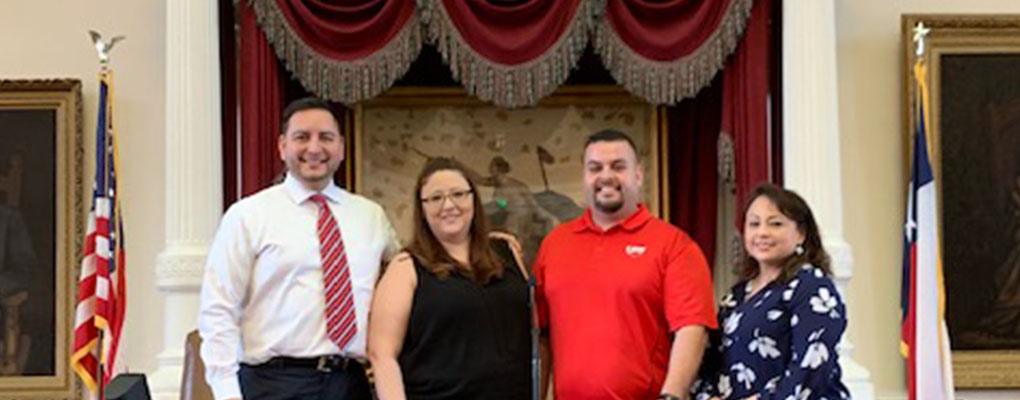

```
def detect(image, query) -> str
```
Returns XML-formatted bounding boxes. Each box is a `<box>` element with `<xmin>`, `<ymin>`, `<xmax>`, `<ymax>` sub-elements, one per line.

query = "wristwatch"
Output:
<box><xmin>657</xmin><ymin>394</ymin><xmax>683</xmax><ymax>400</ymax></box>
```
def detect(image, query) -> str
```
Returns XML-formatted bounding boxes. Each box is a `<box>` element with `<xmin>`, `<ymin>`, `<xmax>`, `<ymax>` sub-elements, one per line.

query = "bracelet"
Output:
<box><xmin>657</xmin><ymin>394</ymin><xmax>683</xmax><ymax>400</ymax></box>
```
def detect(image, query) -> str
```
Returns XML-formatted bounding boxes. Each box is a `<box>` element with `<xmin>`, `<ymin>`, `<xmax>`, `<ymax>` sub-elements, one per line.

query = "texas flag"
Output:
<box><xmin>901</xmin><ymin>59</ymin><xmax>955</xmax><ymax>400</ymax></box>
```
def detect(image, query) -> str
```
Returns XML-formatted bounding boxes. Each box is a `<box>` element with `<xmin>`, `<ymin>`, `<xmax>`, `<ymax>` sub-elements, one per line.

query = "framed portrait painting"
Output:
<box><xmin>347</xmin><ymin>86</ymin><xmax>666</xmax><ymax>270</ymax></box>
<box><xmin>0</xmin><ymin>79</ymin><xmax>83</xmax><ymax>399</ymax></box>
<box><xmin>902</xmin><ymin>14</ymin><xmax>1020</xmax><ymax>388</ymax></box>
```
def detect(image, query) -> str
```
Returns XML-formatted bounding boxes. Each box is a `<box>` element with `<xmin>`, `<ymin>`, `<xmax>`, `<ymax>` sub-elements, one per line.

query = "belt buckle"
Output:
<box><xmin>316</xmin><ymin>355</ymin><xmax>348</xmax><ymax>372</ymax></box>
<box><xmin>316</xmin><ymin>356</ymin><xmax>332</xmax><ymax>373</ymax></box>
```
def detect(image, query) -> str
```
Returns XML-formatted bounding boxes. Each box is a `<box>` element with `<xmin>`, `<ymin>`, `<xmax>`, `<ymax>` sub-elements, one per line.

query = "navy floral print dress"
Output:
<box><xmin>693</xmin><ymin>264</ymin><xmax>851</xmax><ymax>400</ymax></box>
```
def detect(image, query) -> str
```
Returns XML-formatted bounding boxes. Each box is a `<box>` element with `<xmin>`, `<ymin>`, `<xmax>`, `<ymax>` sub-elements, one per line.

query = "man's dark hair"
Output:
<box><xmin>280</xmin><ymin>97</ymin><xmax>343</xmax><ymax>135</ymax></box>
<box><xmin>583</xmin><ymin>129</ymin><xmax>638</xmax><ymax>157</ymax></box>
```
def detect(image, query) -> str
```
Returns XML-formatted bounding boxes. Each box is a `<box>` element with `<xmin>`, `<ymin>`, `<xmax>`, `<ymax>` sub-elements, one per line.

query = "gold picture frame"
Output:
<box><xmin>347</xmin><ymin>85</ymin><xmax>667</xmax><ymax>269</ymax></box>
<box><xmin>902</xmin><ymin>14</ymin><xmax>1020</xmax><ymax>389</ymax></box>
<box><xmin>0</xmin><ymin>79</ymin><xmax>83</xmax><ymax>399</ymax></box>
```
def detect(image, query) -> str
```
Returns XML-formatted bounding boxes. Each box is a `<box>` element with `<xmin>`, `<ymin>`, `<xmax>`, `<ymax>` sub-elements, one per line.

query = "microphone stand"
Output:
<box><xmin>529</xmin><ymin>275</ymin><xmax>541</xmax><ymax>400</ymax></box>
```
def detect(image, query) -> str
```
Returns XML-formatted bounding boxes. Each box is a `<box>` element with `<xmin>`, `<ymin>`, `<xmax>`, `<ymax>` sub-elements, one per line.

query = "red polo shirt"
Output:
<box><xmin>534</xmin><ymin>205</ymin><xmax>717</xmax><ymax>400</ymax></box>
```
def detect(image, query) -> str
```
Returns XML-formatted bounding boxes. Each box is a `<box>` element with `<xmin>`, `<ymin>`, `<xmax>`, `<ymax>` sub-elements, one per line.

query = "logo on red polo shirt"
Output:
<box><xmin>625</xmin><ymin>244</ymin><xmax>646</xmax><ymax>258</ymax></box>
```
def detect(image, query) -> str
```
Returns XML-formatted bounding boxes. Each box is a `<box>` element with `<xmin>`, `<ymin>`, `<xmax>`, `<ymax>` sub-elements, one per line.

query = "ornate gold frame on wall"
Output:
<box><xmin>0</xmin><ymin>79</ymin><xmax>83</xmax><ymax>399</ymax></box>
<box><xmin>901</xmin><ymin>14</ymin><xmax>1020</xmax><ymax>389</ymax></box>
<box><xmin>344</xmin><ymin>85</ymin><xmax>667</xmax><ymax>264</ymax></box>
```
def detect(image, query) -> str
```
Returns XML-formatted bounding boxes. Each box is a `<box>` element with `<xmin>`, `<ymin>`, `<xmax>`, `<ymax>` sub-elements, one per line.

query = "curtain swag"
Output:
<box><xmin>250</xmin><ymin>0</ymin><xmax>754</xmax><ymax>107</ymax></box>
<box><xmin>251</xmin><ymin>0</ymin><xmax>422</xmax><ymax>104</ymax></box>
<box><xmin>418</xmin><ymin>0</ymin><xmax>596</xmax><ymax>108</ymax></box>
<box><xmin>596</xmin><ymin>0</ymin><xmax>753</xmax><ymax>105</ymax></box>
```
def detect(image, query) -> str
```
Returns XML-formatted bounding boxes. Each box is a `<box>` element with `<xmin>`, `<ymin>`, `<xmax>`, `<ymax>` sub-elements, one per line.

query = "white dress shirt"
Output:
<box><xmin>199</xmin><ymin>174</ymin><xmax>401</xmax><ymax>400</ymax></box>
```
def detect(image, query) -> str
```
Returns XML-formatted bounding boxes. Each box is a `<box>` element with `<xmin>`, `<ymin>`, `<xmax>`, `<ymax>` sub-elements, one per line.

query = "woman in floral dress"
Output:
<box><xmin>694</xmin><ymin>184</ymin><xmax>851</xmax><ymax>400</ymax></box>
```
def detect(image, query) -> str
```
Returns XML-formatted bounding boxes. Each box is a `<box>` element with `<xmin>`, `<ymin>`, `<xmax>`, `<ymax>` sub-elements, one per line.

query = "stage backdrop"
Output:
<box><xmin>351</xmin><ymin>86</ymin><xmax>663</xmax><ymax>269</ymax></box>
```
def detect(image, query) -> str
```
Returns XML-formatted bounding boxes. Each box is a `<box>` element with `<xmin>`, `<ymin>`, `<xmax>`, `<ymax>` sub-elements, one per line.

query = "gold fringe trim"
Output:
<box><xmin>718</xmin><ymin>131</ymin><xmax>735</xmax><ymax>183</ymax></box>
<box><xmin>251</xmin><ymin>0</ymin><xmax>422</xmax><ymax>105</ymax></box>
<box><xmin>418</xmin><ymin>0</ymin><xmax>598</xmax><ymax>108</ymax></box>
<box><xmin>594</xmin><ymin>0</ymin><xmax>753</xmax><ymax>105</ymax></box>
<box><xmin>730</xmin><ymin>230</ymin><xmax>745</xmax><ymax>271</ymax></box>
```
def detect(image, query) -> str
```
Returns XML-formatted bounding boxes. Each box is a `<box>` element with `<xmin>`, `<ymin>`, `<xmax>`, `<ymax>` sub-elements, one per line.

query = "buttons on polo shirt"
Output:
<box><xmin>592</xmin><ymin>235</ymin><xmax>606</xmax><ymax>252</ymax></box>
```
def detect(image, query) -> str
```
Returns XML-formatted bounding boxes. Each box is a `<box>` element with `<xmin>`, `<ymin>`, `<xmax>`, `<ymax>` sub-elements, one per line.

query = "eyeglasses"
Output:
<box><xmin>421</xmin><ymin>189</ymin><xmax>473</xmax><ymax>209</ymax></box>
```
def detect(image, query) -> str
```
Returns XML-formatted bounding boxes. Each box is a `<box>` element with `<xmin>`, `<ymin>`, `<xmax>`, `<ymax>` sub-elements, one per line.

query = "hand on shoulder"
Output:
<box><xmin>390</xmin><ymin>251</ymin><xmax>412</xmax><ymax>265</ymax></box>
<box><xmin>383</xmin><ymin>251</ymin><xmax>415</xmax><ymax>277</ymax></box>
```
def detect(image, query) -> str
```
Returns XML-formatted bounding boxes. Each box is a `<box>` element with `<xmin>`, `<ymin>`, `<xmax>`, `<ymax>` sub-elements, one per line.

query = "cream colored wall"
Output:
<box><xmin>836</xmin><ymin>1</ymin><xmax>1020</xmax><ymax>399</ymax></box>
<box><xmin>0</xmin><ymin>0</ymin><xmax>166</xmax><ymax>374</ymax></box>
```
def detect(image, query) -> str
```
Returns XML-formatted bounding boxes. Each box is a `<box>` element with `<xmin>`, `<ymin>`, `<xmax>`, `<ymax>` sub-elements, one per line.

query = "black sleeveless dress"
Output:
<box><xmin>397</xmin><ymin>240</ymin><xmax>530</xmax><ymax>400</ymax></box>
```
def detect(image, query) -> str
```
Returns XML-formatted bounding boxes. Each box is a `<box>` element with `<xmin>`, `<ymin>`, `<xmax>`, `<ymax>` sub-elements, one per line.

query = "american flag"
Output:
<box><xmin>901</xmin><ymin>57</ymin><xmax>954</xmax><ymax>400</ymax></box>
<box><xmin>71</xmin><ymin>71</ymin><xmax>127</xmax><ymax>400</ymax></box>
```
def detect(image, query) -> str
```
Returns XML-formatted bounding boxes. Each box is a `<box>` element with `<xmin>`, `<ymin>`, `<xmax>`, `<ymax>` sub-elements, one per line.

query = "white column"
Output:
<box><xmin>150</xmin><ymin>1</ymin><xmax>223</xmax><ymax>399</ymax></box>
<box><xmin>783</xmin><ymin>1</ymin><xmax>875</xmax><ymax>400</ymax></box>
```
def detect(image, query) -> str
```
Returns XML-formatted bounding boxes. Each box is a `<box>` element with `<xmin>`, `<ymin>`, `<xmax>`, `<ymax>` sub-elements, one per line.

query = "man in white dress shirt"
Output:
<box><xmin>199</xmin><ymin>97</ymin><xmax>400</xmax><ymax>400</ymax></box>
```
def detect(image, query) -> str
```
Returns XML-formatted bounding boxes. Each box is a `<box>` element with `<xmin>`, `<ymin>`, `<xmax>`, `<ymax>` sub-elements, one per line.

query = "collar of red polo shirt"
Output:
<box><xmin>573</xmin><ymin>204</ymin><xmax>652</xmax><ymax>233</ymax></box>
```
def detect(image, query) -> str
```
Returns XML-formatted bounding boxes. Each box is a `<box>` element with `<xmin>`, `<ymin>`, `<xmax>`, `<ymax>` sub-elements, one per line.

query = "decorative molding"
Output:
<box><xmin>155</xmin><ymin>250</ymin><xmax>207</xmax><ymax>289</ymax></box>
<box><xmin>953</xmin><ymin>351</ymin><xmax>1020</xmax><ymax>389</ymax></box>
<box><xmin>0</xmin><ymin>79</ymin><xmax>81</xmax><ymax>91</ymax></box>
<box><xmin>902</xmin><ymin>14</ymin><xmax>1020</xmax><ymax>30</ymax></box>
<box><xmin>826</xmin><ymin>239</ymin><xmax>854</xmax><ymax>279</ymax></box>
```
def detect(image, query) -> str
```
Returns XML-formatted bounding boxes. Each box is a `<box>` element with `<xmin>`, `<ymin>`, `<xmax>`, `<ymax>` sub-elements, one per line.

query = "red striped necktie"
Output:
<box><xmin>310</xmin><ymin>194</ymin><xmax>356</xmax><ymax>351</ymax></box>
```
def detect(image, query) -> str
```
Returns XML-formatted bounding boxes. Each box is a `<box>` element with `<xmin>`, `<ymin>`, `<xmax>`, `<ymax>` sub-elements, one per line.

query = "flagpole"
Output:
<box><xmin>907</xmin><ymin>21</ymin><xmax>928</xmax><ymax>400</ymax></box>
<box><xmin>89</xmin><ymin>29</ymin><xmax>125</xmax><ymax>400</ymax></box>
<box><xmin>98</xmin><ymin>329</ymin><xmax>105</xmax><ymax>400</ymax></box>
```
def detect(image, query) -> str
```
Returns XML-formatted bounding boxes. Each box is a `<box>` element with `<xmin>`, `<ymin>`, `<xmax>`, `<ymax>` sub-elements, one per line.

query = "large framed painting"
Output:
<box><xmin>347</xmin><ymin>86</ymin><xmax>666</xmax><ymax>269</ymax></box>
<box><xmin>902</xmin><ymin>15</ymin><xmax>1020</xmax><ymax>388</ymax></box>
<box><xmin>0</xmin><ymin>79</ymin><xmax>83</xmax><ymax>399</ymax></box>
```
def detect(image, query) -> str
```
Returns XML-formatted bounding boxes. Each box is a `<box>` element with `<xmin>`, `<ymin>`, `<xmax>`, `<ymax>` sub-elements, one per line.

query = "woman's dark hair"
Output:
<box><xmin>406</xmin><ymin>157</ymin><xmax>502</xmax><ymax>284</ymax></box>
<box><xmin>739</xmin><ymin>183</ymin><xmax>832</xmax><ymax>283</ymax></box>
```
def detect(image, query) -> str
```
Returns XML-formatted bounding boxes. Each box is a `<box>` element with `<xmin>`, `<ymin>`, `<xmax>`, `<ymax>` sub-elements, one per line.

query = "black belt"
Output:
<box><xmin>251</xmin><ymin>355</ymin><xmax>360</xmax><ymax>373</ymax></box>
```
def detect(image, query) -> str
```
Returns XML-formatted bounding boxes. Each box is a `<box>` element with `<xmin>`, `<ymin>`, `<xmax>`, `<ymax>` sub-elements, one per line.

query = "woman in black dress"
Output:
<box><xmin>368</xmin><ymin>157</ymin><xmax>531</xmax><ymax>400</ymax></box>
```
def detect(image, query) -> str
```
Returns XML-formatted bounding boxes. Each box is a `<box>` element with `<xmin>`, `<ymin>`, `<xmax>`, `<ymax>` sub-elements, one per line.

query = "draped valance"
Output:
<box><xmin>250</xmin><ymin>0</ymin><xmax>753</xmax><ymax>107</ymax></box>
<box><xmin>595</xmin><ymin>0</ymin><xmax>752</xmax><ymax>105</ymax></box>
<box><xmin>251</xmin><ymin>0</ymin><xmax>421</xmax><ymax>104</ymax></box>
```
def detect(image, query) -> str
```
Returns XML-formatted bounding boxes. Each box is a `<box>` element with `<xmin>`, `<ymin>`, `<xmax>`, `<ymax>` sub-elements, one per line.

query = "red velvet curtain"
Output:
<box><xmin>668</xmin><ymin>80</ymin><xmax>723</xmax><ymax>263</ymax></box>
<box><xmin>250</xmin><ymin>0</ymin><xmax>420</xmax><ymax>104</ymax></box>
<box><xmin>419</xmin><ymin>0</ymin><xmax>593</xmax><ymax>107</ymax></box>
<box><xmin>240</xmin><ymin>2</ymin><xmax>285</xmax><ymax>197</ymax></box>
<box><xmin>668</xmin><ymin>0</ymin><xmax>778</xmax><ymax>263</ymax></box>
<box><xmin>722</xmin><ymin>0</ymin><xmax>775</xmax><ymax>227</ymax></box>
<box><xmin>596</xmin><ymin>0</ymin><xmax>753</xmax><ymax>105</ymax></box>
<box><xmin>241</xmin><ymin>0</ymin><xmax>752</xmax><ymax>108</ymax></box>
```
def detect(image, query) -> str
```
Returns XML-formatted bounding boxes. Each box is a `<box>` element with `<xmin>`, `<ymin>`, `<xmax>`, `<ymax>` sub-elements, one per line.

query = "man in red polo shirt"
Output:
<box><xmin>534</xmin><ymin>129</ymin><xmax>717</xmax><ymax>400</ymax></box>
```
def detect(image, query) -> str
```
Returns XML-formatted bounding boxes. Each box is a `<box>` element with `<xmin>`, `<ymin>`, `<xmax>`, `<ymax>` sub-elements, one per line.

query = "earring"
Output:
<box><xmin>795</xmin><ymin>244</ymin><xmax>805</xmax><ymax>255</ymax></box>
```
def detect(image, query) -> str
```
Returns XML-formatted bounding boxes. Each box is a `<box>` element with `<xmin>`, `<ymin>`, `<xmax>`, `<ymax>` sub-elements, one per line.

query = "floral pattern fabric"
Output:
<box><xmin>693</xmin><ymin>264</ymin><xmax>851</xmax><ymax>400</ymax></box>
